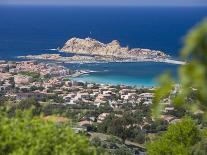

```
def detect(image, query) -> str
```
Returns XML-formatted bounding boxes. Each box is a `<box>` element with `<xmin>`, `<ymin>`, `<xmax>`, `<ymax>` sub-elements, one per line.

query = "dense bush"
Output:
<box><xmin>97</xmin><ymin>114</ymin><xmax>146</xmax><ymax>144</ymax></box>
<box><xmin>147</xmin><ymin>118</ymin><xmax>200</xmax><ymax>155</ymax></box>
<box><xmin>0</xmin><ymin>110</ymin><xmax>96</xmax><ymax>155</ymax></box>
<box><xmin>149</xmin><ymin>19</ymin><xmax>207</xmax><ymax>154</ymax></box>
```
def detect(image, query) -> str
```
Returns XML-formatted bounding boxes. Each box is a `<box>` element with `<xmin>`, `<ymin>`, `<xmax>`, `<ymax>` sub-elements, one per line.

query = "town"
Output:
<box><xmin>0</xmin><ymin>60</ymin><xmax>183</xmax><ymax>154</ymax></box>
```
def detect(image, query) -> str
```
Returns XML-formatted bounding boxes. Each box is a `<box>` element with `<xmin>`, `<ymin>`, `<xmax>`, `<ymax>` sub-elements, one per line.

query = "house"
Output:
<box><xmin>161</xmin><ymin>115</ymin><xmax>177</xmax><ymax>123</ymax></box>
<box><xmin>109</xmin><ymin>100</ymin><xmax>122</xmax><ymax>108</ymax></box>
<box><xmin>0</xmin><ymin>64</ymin><xmax>9</xmax><ymax>72</ymax></box>
<box><xmin>121</xmin><ymin>95</ymin><xmax>129</xmax><ymax>100</ymax></box>
<box><xmin>102</xmin><ymin>90</ymin><xmax>113</xmax><ymax>95</ymax></box>
<box><xmin>0</xmin><ymin>60</ymin><xmax>6</xmax><ymax>64</ymax></box>
<box><xmin>66</xmin><ymin>99</ymin><xmax>77</xmax><ymax>105</ymax></box>
<box><xmin>97</xmin><ymin>113</ymin><xmax>110</xmax><ymax>123</ymax></box>
<box><xmin>119</xmin><ymin>89</ymin><xmax>131</xmax><ymax>95</ymax></box>
<box><xmin>164</xmin><ymin>106</ymin><xmax>175</xmax><ymax>113</ymax></box>
<box><xmin>87</xmin><ymin>83</ymin><xmax>95</xmax><ymax>88</ymax></box>
<box><xmin>14</xmin><ymin>75</ymin><xmax>33</xmax><ymax>85</ymax></box>
<box><xmin>76</xmin><ymin>92</ymin><xmax>90</xmax><ymax>100</ymax></box>
<box><xmin>0</xmin><ymin>73</ymin><xmax>13</xmax><ymax>80</ymax></box>
<box><xmin>128</xmin><ymin>93</ymin><xmax>137</xmax><ymax>99</ymax></box>
<box><xmin>19</xmin><ymin>86</ymin><xmax>30</xmax><ymax>92</ymax></box>
<box><xmin>72</xmin><ymin>81</ymin><xmax>84</xmax><ymax>87</ymax></box>
<box><xmin>96</xmin><ymin>94</ymin><xmax>112</xmax><ymax>101</ymax></box>
<box><xmin>64</xmin><ymin>81</ymin><xmax>72</xmax><ymax>87</ymax></box>
<box><xmin>138</xmin><ymin>93</ymin><xmax>154</xmax><ymax>100</ymax></box>
<box><xmin>143</xmin><ymin>101</ymin><xmax>152</xmax><ymax>105</ymax></box>
<box><xmin>63</xmin><ymin>93</ymin><xmax>76</xmax><ymax>102</ymax></box>
<box><xmin>78</xmin><ymin>120</ymin><xmax>92</xmax><ymax>127</ymax></box>
<box><xmin>0</xmin><ymin>82</ymin><xmax>13</xmax><ymax>93</ymax></box>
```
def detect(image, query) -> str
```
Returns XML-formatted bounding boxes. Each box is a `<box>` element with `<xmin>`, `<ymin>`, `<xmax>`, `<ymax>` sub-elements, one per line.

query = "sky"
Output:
<box><xmin>1</xmin><ymin>0</ymin><xmax>207</xmax><ymax>6</ymax></box>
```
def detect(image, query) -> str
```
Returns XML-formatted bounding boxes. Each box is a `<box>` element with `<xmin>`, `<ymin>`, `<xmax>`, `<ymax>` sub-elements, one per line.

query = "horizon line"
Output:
<box><xmin>1</xmin><ymin>4</ymin><xmax>207</xmax><ymax>7</ymax></box>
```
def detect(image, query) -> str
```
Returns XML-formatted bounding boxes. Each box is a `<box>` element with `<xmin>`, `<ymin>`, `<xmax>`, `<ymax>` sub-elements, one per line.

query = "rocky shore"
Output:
<box><xmin>18</xmin><ymin>54</ymin><xmax>109</xmax><ymax>63</ymax></box>
<box><xmin>18</xmin><ymin>53</ymin><xmax>185</xmax><ymax>65</ymax></box>
<box><xmin>17</xmin><ymin>37</ymin><xmax>185</xmax><ymax>65</ymax></box>
<box><xmin>60</xmin><ymin>37</ymin><xmax>169</xmax><ymax>60</ymax></box>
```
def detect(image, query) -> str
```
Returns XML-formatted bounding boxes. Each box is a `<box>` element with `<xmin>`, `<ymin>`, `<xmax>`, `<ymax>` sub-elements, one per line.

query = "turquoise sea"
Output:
<box><xmin>65</xmin><ymin>62</ymin><xmax>179</xmax><ymax>87</ymax></box>
<box><xmin>0</xmin><ymin>6</ymin><xmax>206</xmax><ymax>86</ymax></box>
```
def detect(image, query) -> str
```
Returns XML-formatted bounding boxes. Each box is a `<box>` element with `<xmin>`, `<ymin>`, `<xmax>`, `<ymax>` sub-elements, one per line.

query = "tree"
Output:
<box><xmin>0</xmin><ymin>110</ymin><xmax>96</xmax><ymax>155</ymax></box>
<box><xmin>113</xmin><ymin>146</ymin><xmax>134</xmax><ymax>155</ymax></box>
<box><xmin>18</xmin><ymin>98</ymin><xmax>40</xmax><ymax>109</ymax></box>
<box><xmin>176</xmin><ymin>19</ymin><xmax>207</xmax><ymax>113</ymax></box>
<box><xmin>149</xmin><ymin>19</ymin><xmax>207</xmax><ymax>154</ymax></box>
<box><xmin>190</xmin><ymin>129</ymin><xmax>207</xmax><ymax>155</ymax></box>
<box><xmin>147</xmin><ymin>118</ymin><xmax>200</xmax><ymax>155</ymax></box>
<box><xmin>53</xmin><ymin>95</ymin><xmax>64</xmax><ymax>103</ymax></box>
<box><xmin>152</xmin><ymin>19</ymin><xmax>207</xmax><ymax>117</ymax></box>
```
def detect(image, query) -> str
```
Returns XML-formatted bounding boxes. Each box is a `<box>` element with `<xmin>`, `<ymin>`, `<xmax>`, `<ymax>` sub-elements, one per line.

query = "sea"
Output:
<box><xmin>0</xmin><ymin>6</ymin><xmax>207</xmax><ymax>86</ymax></box>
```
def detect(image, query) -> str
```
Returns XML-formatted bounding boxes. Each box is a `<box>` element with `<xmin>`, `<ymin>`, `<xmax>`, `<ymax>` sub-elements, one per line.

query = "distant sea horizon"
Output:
<box><xmin>0</xmin><ymin>6</ymin><xmax>206</xmax><ymax>86</ymax></box>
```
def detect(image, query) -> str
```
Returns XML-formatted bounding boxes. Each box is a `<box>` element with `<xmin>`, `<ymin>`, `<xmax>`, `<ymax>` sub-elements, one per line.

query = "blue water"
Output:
<box><xmin>66</xmin><ymin>62</ymin><xmax>179</xmax><ymax>87</ymax></box>
<box><xmin>0</xmin><ymin>6</ymin><xmax>207</xmax><ymax>86</ymax></box>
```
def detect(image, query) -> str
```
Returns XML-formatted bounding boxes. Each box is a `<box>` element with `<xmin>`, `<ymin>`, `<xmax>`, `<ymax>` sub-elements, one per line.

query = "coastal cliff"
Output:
<box><xmin>60</xmin><ymin>38</ymin><xmax>168</xmax><ymax>59</ymax></box>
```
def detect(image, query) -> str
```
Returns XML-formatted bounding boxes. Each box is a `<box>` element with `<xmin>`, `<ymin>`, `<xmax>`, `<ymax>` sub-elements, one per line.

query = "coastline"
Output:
<box><xmin>17</xmin><ymin>53</ymin><xmax>185</xmax><ymax>65</ymax></box>
<box><xmin>16</xmin><ymin>53</ymin><xmax>180</xmax><ymax>87</ymax></box>
<box><xmin>71</xmin><ymin>74</ymin><xmax>157</xmax><ymax>88</ymax></box>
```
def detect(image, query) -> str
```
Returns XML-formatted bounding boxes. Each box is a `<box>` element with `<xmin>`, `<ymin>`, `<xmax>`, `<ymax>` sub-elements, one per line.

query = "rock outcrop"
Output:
<box><xmin>60</xmin><ymin>37</ymin><xmax>168</xmax><ymax>59</ymax></box>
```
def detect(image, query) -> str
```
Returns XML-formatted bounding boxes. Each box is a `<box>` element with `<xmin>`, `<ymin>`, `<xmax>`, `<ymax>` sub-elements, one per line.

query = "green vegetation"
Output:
<box><xmin>97</xmin><ymin>113</ymin><xmax>146</xmax><ymax>144</ymax></box>
<box><xmin>148</xmin><ymin>19</ymin><xmax>207</xmax><ymax>154</ymax></box>
<box><xmin>19</xmin><ymin>71</ymin><xmax>40</xmax><ymax>78</ymax></box>
<box><xmin>152</xmin><ymin>19</ymin><xmax>207</xmax><ymax>116</ymax></box>
<box><xmin>30</xmin><ymin>85</ymin><xmax>44</xmax><ymax>91</ymax></box>
<box><xmin>1</xmin><ymin>18</ymin><xmax>206</xmax><ymax>155</ymax></box>
<box><xmin>19</xmin><ymin>71</ymin><xmax>41</xmax><ymax>82</ymax></box>
<box><xmin>0</xmin><ymin>110</ymin><xmax>95</xmax><ymax>155</ymax></box>
<box><xmin>113</xmin><ymin>146</ymin><xmax>134</xmax><ymax>155</ymax></box>
<box><xmin>147</xmin><ymin>117</ymin><xmax>200</xmax><ymax>155</ymax></box>
<box><xmin>0</xmin><ymin>95</ymin><xmax>150</xmax><ymax>154</ymax></box>
<box><xmin>90</xmin><ymin>133</ymin><xmax>137</xmax><ymax>155</ymax></box>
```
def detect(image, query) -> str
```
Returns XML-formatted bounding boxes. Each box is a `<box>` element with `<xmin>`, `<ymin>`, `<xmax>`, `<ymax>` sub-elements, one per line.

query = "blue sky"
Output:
<box><xmin>1</xmin><ymin>0</ymin><xmax>207</xmax><ymax>6</ymax></box>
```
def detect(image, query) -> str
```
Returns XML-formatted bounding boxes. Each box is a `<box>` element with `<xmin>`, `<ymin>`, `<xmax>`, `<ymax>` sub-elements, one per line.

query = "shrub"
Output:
<box><xmin>0</xmin><ymin>110</ymin><xmax>96</xmax><ymax>155</ymax></box>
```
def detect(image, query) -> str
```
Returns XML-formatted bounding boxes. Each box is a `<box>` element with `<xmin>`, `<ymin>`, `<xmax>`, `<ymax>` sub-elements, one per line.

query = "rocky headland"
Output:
<box><xmin>17</xmin><ymin>38</ymin><xmax>185</xmax><ymax>65</ymax></box>
<box><xmin>60</xmin><ymin>37</ymin><xmax>169</xmax><ymax>60</ymax></box>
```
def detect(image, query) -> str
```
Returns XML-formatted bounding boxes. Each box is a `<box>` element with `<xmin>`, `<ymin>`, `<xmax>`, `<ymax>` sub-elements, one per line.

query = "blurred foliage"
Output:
<box><xmin>190</xmin><ymin>128</ymin><xmax>207</xmax><ymax>154</ymax></box>
<box><xmin>148</xmin><ymin>19</ymin><xmax>207</xmax><ymax>154</ymax></box>
<box><xmin>152</xmin><ymin>72</ymin><xmax>175</xmax><ymax>118</ymax></box>
<box><xmin>147</xmin><ymin>117</ymin><xmax>200</xmax><ymax>155</ymax></box>
<box><xmin>112</xmin><ymin>146</ymin><xmax>134</xmax><ymax>155</ymax></box>
<box><xmin>0</xmin><ymin>109</ymin><xmax>96</xmax><ymax>155</ymax></box>
<box><xmin>178</xmin><ymin>19</ymin><xmax>207</xmax><ymax>112</ymax></box>
<box><xmin>152</xmin><ymin>18</ymin><xmax>207</xmax><ymax>117</ymax></box>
